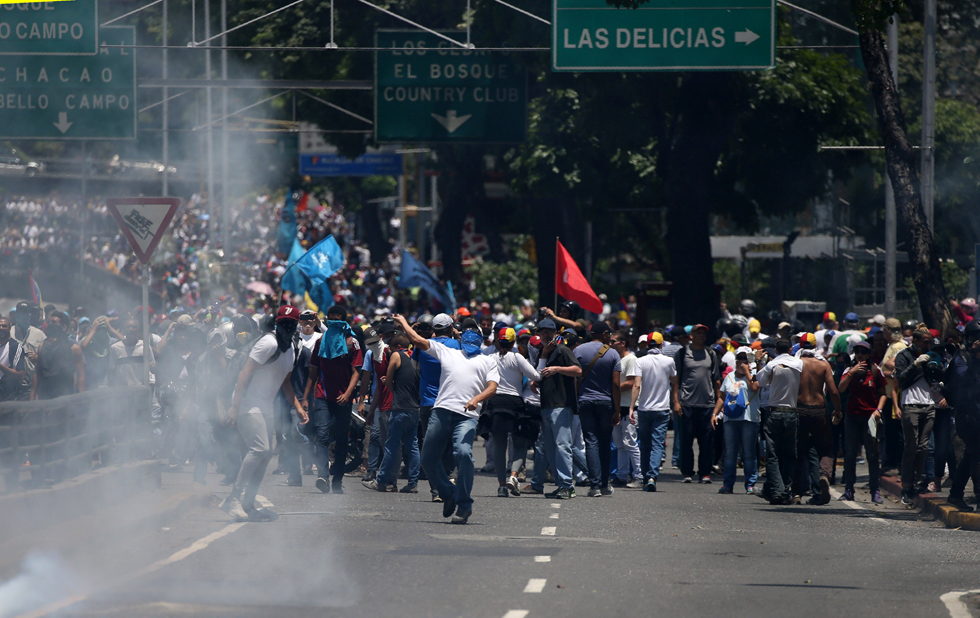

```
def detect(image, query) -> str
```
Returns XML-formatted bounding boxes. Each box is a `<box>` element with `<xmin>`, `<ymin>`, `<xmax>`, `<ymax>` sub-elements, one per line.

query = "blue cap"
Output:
<box><xmin>868</xmin><ymin>326</ymin><xmax>882</xmax><ymax>337</ymax></box>
<box><xmin>538</xmin><ymin>318</ymin><xmax>557</xmax><ymax>331</ymax></box>
<box><xmin>844</xmin><ymin>312</ymin><xmax>859</xmax><ymax>322</ymax></box>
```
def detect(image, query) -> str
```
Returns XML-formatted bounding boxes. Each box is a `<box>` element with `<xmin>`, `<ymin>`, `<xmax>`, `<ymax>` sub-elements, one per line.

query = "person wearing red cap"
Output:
<box><xmin>220</xmin><ymin>305</ymin><xmax>307</xmax><ymax>522</ymax></box>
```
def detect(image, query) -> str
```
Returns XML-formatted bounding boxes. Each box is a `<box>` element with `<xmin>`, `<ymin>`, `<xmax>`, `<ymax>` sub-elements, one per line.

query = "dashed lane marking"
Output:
<box><xmin>523</xmin><ymin>579</ymin><xmax>547</xmax><ymax>593</ymax></box>
<box><xmin>502</xmin><ymin>611</ymin><xmax>529</xmax><ymax>618</ymax></box>
<box><xmin>941</xmin><ymin>589</ymin><xmax>980</xmax><ymax>618</ymax></box>
<box><xmin>828</xmin><ymin>488</ymin><xmax>890</xmax><ymax>525</ymax></box>
<box><xmin>534</xmin><ymin>556</ymin><xmax>551</xmax><ymax>563</ymax></box>
<box><xmin>549</xmin><ymin>513</ymin><xmax>559</xmax><ymax>519</ymax></box>
<box><xmin>550</xmin><ymin>503</ymin><xmax>562</xmax><ymax>509</ymax></box>
<box><xmin>540</xmin><ymin>526</ymin><xmax>556</xmax><ymax>536</ymax></box>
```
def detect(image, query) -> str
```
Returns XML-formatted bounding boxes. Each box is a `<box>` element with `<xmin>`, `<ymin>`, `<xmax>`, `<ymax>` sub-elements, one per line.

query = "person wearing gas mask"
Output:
<box><xmin>220</xmin><ymin>306</ymin><xmax>307</xmax><ymax>522</ymax></box>
<box><xmin>394</xmin><ymin>313</ymin><xmax>499</xmax><ymax>524</ymax></box>
<box><xmin>893</xmin><ymin>324</ymin><xmax>938</xmax><ymax>505</ymax></box>
<box><xmin>943</xmin><ymin>320</ymin><xmax>980</xmax><ymax>511</ymax></box>
<box><xmin>32</xmin><ymin>311</ymin><xmax>85</xmax><ymax>400</ymax></box>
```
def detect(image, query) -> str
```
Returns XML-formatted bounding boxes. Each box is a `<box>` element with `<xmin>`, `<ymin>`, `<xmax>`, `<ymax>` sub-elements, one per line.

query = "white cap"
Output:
<box><xmin>432</xmin><ymin>313</ymin><xmax>454</xmax><ymax>329</ymax></box>
<box><xmin>867</xmin><ymin>314</ymin><xmax>886</xmax><ymax>326</ymax></box>
<box><xmin>638</xmin><ymin>334</ymin><xmax>648</xmax><ymax>343</ymax></box>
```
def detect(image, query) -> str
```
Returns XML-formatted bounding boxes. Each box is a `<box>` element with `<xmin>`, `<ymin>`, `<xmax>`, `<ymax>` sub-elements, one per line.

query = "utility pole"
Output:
<box><xmin>162</xmin><ymin>0</ymin><xmax>169</xmax><ymax>197</ymax></box>
<box><xmin>221</xmin><ymin>0</ymin><xmax>229</xmax><ymax>245</ymax></box>
<box><xmin>921</xmin><ymin>0</ymin><xmax>936</xmax><ymax>234</ymax></box>
<box><xmin>205</xmin><ymin>0</ymin><xmax>215</xmax><ymax>232</ymax></box>
<box><xmin>885</xmin><ymin>16</ymin><xmax>898</xmax><ymax>315</ymax></box>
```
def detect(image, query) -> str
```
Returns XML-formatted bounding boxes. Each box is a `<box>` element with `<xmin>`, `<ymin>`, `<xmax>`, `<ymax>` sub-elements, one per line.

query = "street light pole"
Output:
<box><xmin>885</xmin><ymin>16</ymin><xmax>898</xmax><ymax>315</ymax></box>
<box><xmin>922</xmin><ymin>0</ymin><xmax>936</xmax><ymax>234</ymax></box>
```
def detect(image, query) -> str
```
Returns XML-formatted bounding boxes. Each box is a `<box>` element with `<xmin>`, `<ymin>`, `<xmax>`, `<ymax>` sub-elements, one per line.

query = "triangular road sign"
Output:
<box><xmin>106</xmin><ymin>198</ymin><xmax>181</xmax><ymax>264</ymax></box>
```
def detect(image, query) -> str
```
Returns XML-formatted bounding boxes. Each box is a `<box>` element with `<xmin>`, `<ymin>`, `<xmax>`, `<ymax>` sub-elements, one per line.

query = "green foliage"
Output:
<box><xmin>465</xmin><ymin>235</ymin><xmax>539</xmax><ymax>307</ymax></box>
<box><xmin>904</xmin><ymin>259</ymin><xmax>971</xmax><ymax>307</ymax></box>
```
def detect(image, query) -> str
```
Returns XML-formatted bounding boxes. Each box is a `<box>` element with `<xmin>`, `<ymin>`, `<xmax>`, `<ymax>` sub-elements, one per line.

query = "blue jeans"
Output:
<box><xmin>421</xmin><ymin>408</ymin><xmax>477</xmax><ymax>510</ymax></box>
<box><xmin>671</xmin><ymin>412</ymin><xmax>682</xmax><ymax>466</ymax></box>
<box><xmin>579</xmin><ymin>400</ymin><xmax>615</xmax><ymax>488</ymax></box>
<box><xmin>531</xmin><ymin>431</ymin><xmax>548</xmax><ymax>490</ymax></box>
<box><xmin>637</xmin><ymin>409</ymin><xmax>670</xmax><ymax>481</ymax></box>
<box><xmin>312</xmin><ymin>398</ymin><xmax>352</xmax><ymax>483</ymax></box>
<box><xmin>929</xmin><ymin>408</ymin><xmax>955</xmax><ymax>482</ymax></box>
<box><xmin>723</xmin><ymin>420</ymin><xmax>760</xmax><ymax>490</ymax></box>
<box><xmin>378</xmin><ymin>409</ymin><xmax>421</xmax><ymax>487</ymax></box>
<box><xmin>571</xmin><ymin>414</ymin><xmax>589</xmax><ymax>482</ymax></box>
<box><xmin>541</xmin><ymin>406</ymin><xmax>574</xmax><ymax>489</ymax></box>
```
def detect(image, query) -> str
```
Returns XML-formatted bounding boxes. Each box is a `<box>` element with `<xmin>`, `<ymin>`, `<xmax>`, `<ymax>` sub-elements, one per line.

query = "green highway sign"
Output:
<box><xmin>553</xmin><ymin>0</ymin><xmax>775</xmax><ymax>71</ymax></box>
<box><xmin>0</xmin><ymin>26</ymin><xmax>135</xmax><ymax>139</ymax></box>
<box><xmin>375</xmin><ymin>30</ymin><xmax>527</xmax><ymax>143</ymax></box>
<box><xmin>0</xmin><ymin>0</ymin><xmax>99</xmax><ymax>56</ymax></box>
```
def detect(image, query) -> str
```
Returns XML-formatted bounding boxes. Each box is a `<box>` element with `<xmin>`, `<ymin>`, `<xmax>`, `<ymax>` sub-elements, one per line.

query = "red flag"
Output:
<box><xmin>296</xmin><ymin>192</ymin><xmax>310</xmax><ymax>213</ymax></box>
<box><xmin>555</xmin><ymin>240</ymin><xmax>603</xmax><ymax>314</ymax></box>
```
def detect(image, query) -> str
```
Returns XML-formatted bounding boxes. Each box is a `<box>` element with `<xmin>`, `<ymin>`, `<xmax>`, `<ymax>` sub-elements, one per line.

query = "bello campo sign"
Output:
<box><xmin>375</xmin><ymin>30</ymin><xmax>527</xmax><ymax>143</ymax></box>
<box><xmin>552</xmin><ymin>0</ymin><xmax>775</xmax><ymax>71</ymax></box>
<box><xmin>0</xmin><ymin>0</ymin><xmax>99</xmax><ymax>55</ymax></box>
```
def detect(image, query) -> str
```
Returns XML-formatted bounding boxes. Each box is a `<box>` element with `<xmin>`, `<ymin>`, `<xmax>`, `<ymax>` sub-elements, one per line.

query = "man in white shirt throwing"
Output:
<box><xmin>394</xmin><ymin>314</ymin><xmax>499</xmax><ymax>524</ymax></box>
<box><xmin>628</xmin><ymin>332</ymin><xmax>678</xmax><ymax>493</ymax></box>
<box><xmin>221</xmin><ymin>306</ymin><xmax>308</xmax><ymax>522</ymax></box>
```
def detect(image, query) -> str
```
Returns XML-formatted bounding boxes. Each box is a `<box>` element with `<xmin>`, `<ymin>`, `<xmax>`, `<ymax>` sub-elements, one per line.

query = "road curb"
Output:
<box><xmin>879</xmin><ymin>475</ymin><xmax>980</xmax><ymax>531</ymax></box>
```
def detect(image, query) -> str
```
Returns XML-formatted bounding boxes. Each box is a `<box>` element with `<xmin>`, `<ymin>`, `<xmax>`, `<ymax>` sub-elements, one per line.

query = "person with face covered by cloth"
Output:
<box><xmin>358</xmin><ymin>320</ymin><xmax>397</xmax><ymax>485</ymax></box>
<box><xmin>275</xmin><ymin>310</ymin><xmax>319</xmax><ymax>485</ymax></box>
<box><xmin>305</xmin><ymin>306</ymin><xmax>362</xmax><ymax>494</ymax></box>
<box><xmin>943</xmin><ymin>320</ymin><xmax>980</xmax><ymax>511</ymax></box>
<box><xmin>75</xmin><ymin>316</ymin><xmax>121</xmax><ymax>390</ymax></box>
<box><xmin>32</xmin><ymin>311</ymin><xmax>85</xmax><ymax>401</ymax></box>
<box><xmin>395</xmin><ymin>314</ymin><xmax>499</xmax><ymax>524</ymax></box>
<box><xmin>220</xmin><ymin>306</ymin><xmax>307</xmax><ymax>522</ymax></box>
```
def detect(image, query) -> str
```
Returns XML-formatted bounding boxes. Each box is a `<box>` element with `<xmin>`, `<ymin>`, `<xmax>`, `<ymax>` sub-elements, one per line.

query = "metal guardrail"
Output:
<box><xmin>0</xmin><ymin>387</ymin><xmax>152</xmax><ymax>493</ymax></box>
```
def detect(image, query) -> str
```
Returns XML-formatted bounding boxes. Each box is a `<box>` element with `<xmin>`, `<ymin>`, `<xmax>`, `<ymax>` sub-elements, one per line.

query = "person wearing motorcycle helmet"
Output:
<box><xmin>541</xmin><ymin>301</ymin><xmax>580</xmax><ymax>332</ymax></box>
<box><xmin>952</xmin><ymin>298</ymin><xmax>978</xmax><ymax>325</ymax></box>
<box><xmin>230</xmin><ymin>314</ymin><xmax>258</xmax><ymax>349</ymax></box>
<box><xmin>739</xmin><ymin>299</ymin><xmax>756</xmax><ymax>317</ymax></box>
<box><xmin>944</xmin><ymin>319</ymin><xmax>980</xmax><ymax>511</ymax></box>
<box><xmin>220</xmin><ymin>305</ymin><xmax>306</xmax><ymax>522</ymax></box>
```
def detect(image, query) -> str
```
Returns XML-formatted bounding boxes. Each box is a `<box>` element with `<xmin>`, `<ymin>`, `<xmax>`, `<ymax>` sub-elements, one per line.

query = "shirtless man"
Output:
<box><xmin>795</xmin><ymin>333</ymin><xmax>842</xmax><ymax>505</ymax></box>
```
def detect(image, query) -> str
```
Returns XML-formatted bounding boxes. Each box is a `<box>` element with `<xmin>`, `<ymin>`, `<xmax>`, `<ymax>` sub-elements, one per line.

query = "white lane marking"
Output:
<box><xmin>550</xmin><ymin>502</ymin><xmax>562</xmax><ymax>509</ymax></box>
<box><xmin>523</xmin><ymin>579</ymin><xmax>547</xmax><ymax>593</ymax></box>
<box><xmin>15</xmin><ymin>523</ymin><xmax>247</xmax><ymax>618</ymax></box>
<box><xmin>502</xmin><ymin>611</ymin><xmax>530</xmax><ymax>618</ymax></box>
<box><xmin>255</xmin><ymin>495</ymin><xmax>274</xmax><ymax>508</ymax></box>
<box><xmin>535</xmin><ymin>555</ymin><xmax>552</xmax><ymax>563</ymax></box>
<box><xmin>549</xmin><ymin>513</ymin><xmax>560</xmax><ymax>519</ymax></box>
<box><xmin>942</xmin><ymin>589</ymin><xmax>980</xmax><ymax>618</ymax></box>
<box><xmin>540</xmin><ymin>526</ymin><xmax>556</xmax><ymax>536</ymax></box>
<box><xmin>828</xmin><ymin>488</ymin><xmax>890</xmax><ymax>525</ymax></box>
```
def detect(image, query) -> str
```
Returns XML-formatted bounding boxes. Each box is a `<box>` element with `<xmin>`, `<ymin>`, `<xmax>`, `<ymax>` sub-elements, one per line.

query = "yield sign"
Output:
<box><xmin>106</xmin><ymin>198</ymin><xmax>180</xmax><ymax>264</ymax></box>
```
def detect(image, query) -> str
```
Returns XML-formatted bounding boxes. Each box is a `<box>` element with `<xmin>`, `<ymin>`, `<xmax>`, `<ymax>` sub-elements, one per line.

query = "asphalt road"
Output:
<box><xmin>3</xmin><ymin>439</ymin><xmax>979</xmax><ymax>618</ymax></box>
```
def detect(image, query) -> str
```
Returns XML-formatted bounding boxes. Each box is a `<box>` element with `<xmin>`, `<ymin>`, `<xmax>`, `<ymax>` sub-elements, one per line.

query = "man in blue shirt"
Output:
<box><xmin>414</xmin><ymin>313</ymin><xmax>460</xmax><ymax>502</ymax></box>
<box><xmin>574</xmin><ymin>321</ymin><xmax>622</xmax><ymax>497</ymax></box>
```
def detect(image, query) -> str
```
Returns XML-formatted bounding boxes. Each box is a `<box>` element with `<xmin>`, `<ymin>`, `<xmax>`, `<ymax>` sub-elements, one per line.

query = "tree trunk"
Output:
<box><xmin>663</xmin><ymin>74</ymin><xmax>737</xmax><ymax>331</ymax></box>
<box><xmin>856</xmin><ymin>26</ymin><xmax>953</xmax><ymax>330</ymax></box>
<box><xmin>433</xmin><ymin>146</ymin><xmax>485</xmax><ymax>297</ymax></box>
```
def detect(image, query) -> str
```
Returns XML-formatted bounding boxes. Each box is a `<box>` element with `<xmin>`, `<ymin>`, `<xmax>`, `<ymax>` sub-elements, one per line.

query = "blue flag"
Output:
<box><xmin>398</xmin><ymin>249</ymin><xmax>453</xmax><ymax>309</ymax></box>
<box><xmin>295</xmin><ymin>234</ymin><xmax>345</xmax><ymax>285</ymax></box>
<box><xmin>276</xmin><ymin>191</ymin><xmax>297</xmax><ymax>255</ymax></box>
<box><xmin>281</xmin><ymin>238</ymin><xmax>308</xmax><ymax>294</ymax></box>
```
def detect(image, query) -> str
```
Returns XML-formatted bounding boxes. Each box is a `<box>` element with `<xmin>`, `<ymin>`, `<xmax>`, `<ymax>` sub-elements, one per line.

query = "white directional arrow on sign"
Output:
<box><xmin>734</xmin><ymin>29</ymin><xmax>760</xmax><ymax>45</ymax></box>
<box><xmin>431</xmin><ymin>110</ymin><xmax>472</xmax><ymax>134</ymax></box>
<box><xmin>53</xmin><ymin>112</ymin><xmax>73</xmax><ymax>134</ymax></box>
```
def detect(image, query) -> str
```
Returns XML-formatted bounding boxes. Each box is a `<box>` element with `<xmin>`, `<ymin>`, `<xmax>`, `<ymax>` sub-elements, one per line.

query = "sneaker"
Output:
<box><xmin>818</xmin><ymin>477</ymin><xmax>831</xmax><ymax>504</ymax></box>
<box><xmin>399</xmin><ymin>484</ymin><xmax>418</xmax><ymax>493</ymax></box>
<box><xmin>442</xmin><ymin>494</ymin><xmax>457</xmax><ymax>518</ymax></box>
<box><xmin>610</xmin><ymin>478</ymin><xmax>629</xmax><ymax>487</ymax></box>
<box><xmin>272</xmin><ymin>467</ymin><xmax>285</xmax><ymax>475</ymax></box>
<box><xmin>219</xmin><ymin>497</ymin><xmax>249</xmax><ymax>522</ymax></box>
<box><xmin>480</xmin><ymin>463</ymin><xmax>495</xmax><ymax>473</ymax></box>
<box><xmin>671</xmin><ymin>464</ymin><xmax>679</xmax><ymax>469</ymax></box>
<box><xmin>838</xmin><ymin>489</ymin><xmax>855</xmax><ymax>501</ymax></box>
<box><xmin>315</xmin><ymin>477</ymin><xmax>330</xmax><ymax>493</ymax></box>
<box><xmin>587</xmin><ymin>487</ymin><xmax>602</xmax><ymax>498</ymax></box>
<box><xmin>545</xmin><ymin>487</ymin><xmax>566</xmax><ymax>498</ymax></box>
<box><xmin>745</xmin><ymin>486</ymin><xmax>755</xmax><ymax>495</ymax></box>
<box><xmin>551</xmin><ymin>487</ymin><xmax>573</xmax><ymax>500</ymax></box>
<box><xmin>926</xmin><ymin>481</ymin><xmax>937</xmax><ymax>493</ymax></box>
<box><xmin>872</xmin><ymin>490</ymin><xmax>883</xmax><ymax>504</ymax></box>
<box><xmin>497</xmin><ymin>486</ymin><xmax>509</xmax><ymax>497</ymax></box>
<box><xmin>332</xmin><ymin>482</ymin><xmax>344</xmax><ymax>495</ymax></box>
<box><xmin>451</xmin><ymin>509</ymin><xmax>472</xmax><ymax>524</ymax></box>
<box><xmin>625</xmin><ymin>480</ymin><xmax>643</xmax><ymax>489</ymax></box>
<box><xmin>219</xmin><ymin>476</ymin><xmax>235</xmax><ymax>486</ymax></box>
<box><xmin>302</xmin><ymin>466</ymin><xmax>314</xmax><ymax>476</ymax></box>
<box><xmin>507</xmin><ymin>476</ymin><xmax>521</xmax><ymax>496</ymax></box>
<box><xmin>947</xmin><ymin>496</ymin><xmax>974</xmax><ymax>512</ymax></box>
<box><xmin>791</xmin><ymin>495</ymin><xmax>801</xmax><ymax>505</ymax></box>
<box><xmin>718</xmin><ymin>486</ymin><xmax>734</xmax><ymax>494</ymax></box>
<box><xmin>432</xmin><ymin>491</ymin><xmax>442</xmax><ymax>503</ymax></box>
<box><xmin>278</xmin><ymin>479</ymin><xmax>302</xmax><ymax>487</ymax></box>
<box><xmin>569</xmin><ymin>487</ymin><xmax>576</xmax><ymax>499</ymax></box>
<box><xmin>699</xmin><ymin>476</ymin><xmax>712</xmax><ymax>484</ymax></box>
<box><xmin>712</xmin><ymin>464</ymin><xmax>723</xmax><ymax>475</ymax></box>
<box><xmin>523</xmin><ymin>484</ymin><xmax>543</xmax><ymax>494</ymax></box>
<box><xmin>517</xmin><ymin>465</ymin><xmax>527</xmax><ymax>483</ymax></box>
<box><xmin>901</xmin><ymin>490</ymin><xmax>914</xmax><ymax>505</ymax></box>
<box><xmin>575</xmin><ymin>478</ymin><xmax>591</xmax><ymax>487</ymax></box>
<box><xmin>855</xmin><ymin>456</ymin><xmax>865</xmax><ymax>465</ymax></box>
<box><xmin>600</xmin><ymin>486</ymin><xmax>614</xmax><ymax>496</ymax></box>
<box><xmin>361</xmin><ymin>471</ymin><xmax>376</xmax><ymax>483</ymax></box>
<box><xmin>682</xmin><ymin>476</ymin><xmax>693</xmax><ymax>483</ymax></box>
<box><xmin>247</xmin><ymin>508</ymin><xmax>279</xmax><ymax>522</ymax></box>
<box><xmin>644</xmin><ymin>479</ymin><xmax>657</xmax><ymax>492</ymax></box>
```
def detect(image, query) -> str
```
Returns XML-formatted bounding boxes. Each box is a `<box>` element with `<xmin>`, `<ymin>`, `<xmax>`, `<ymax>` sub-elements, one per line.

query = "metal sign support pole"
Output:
<box><xmin>163</xmin><ymin>0</ymin><xmax>170</xmax><ymax>197</ymax></box>
<box><xmin>885</xmin><ymin>16</ymin><xmax>898</xmax><ymax>315</ymax></box>
<box><xmin>142</xmin><ymin>264</ymin><xmax>151</xmax><ymax>405</ymax></box>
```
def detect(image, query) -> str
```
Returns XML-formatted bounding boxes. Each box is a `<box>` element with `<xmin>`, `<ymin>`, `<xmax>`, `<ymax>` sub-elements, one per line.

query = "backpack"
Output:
<box><xmin>722</xmin><ymin>377</ymin><xmax>756</xmax><ymax>418</ymax></box>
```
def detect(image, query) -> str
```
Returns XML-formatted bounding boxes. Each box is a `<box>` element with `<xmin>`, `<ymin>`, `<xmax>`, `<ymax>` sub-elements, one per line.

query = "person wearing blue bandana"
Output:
<box><xmin>394</xmin><ymin>314</ymin><xmax>499</xmax><ymax>525</ymax></box>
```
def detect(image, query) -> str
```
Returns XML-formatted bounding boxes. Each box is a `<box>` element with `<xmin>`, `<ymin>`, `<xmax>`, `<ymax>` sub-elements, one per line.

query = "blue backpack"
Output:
<box><xmin>722</xmin><ymin>379</ymin><xmax>756</xmax><ymax>418</ymax></box>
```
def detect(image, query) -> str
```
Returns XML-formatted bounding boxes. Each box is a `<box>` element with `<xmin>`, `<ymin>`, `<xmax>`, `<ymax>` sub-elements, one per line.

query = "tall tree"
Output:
<box><xmin>851</xmin><ymin>0</ymin><xmax>953</xmax><ymax>329</ymax></box>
